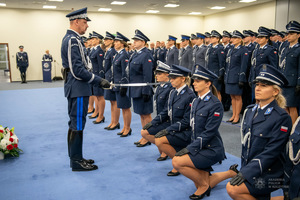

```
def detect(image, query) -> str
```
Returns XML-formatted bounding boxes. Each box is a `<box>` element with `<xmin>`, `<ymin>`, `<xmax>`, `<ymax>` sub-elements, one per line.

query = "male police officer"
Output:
<box><xmin>42</xmin><ymin>50</ymin><xmax>53</xmax><ymax>62</ymax></box>
<box><xmin>16</xmin><ymin>45</ymin><xmax>29</xmax><ymax>83</ymax></box>
<box><xmin>61</xmin><ymin>7</ymin><xmax>110</xmax><ymax>171</ymax></box>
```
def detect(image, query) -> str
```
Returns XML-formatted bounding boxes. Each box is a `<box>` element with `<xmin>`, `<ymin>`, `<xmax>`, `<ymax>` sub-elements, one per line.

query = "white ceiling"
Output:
<box><xmin>1</xmin><ymin>0</ymin><xmax>274</xmax><ymax>16</ymax></box>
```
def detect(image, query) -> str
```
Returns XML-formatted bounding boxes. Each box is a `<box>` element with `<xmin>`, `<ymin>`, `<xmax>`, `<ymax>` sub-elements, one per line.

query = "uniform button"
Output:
<box><xmin>200</xmin><ymin>114</ymin><xmax>202</xmax><ymax>116</ymax></box>
<box><xmin>260</xmin><ymin>134</ymin><xmax>262</xmax><ymax>137</ymax></box>
<box><xmin>268</xmin><ymin>168</ymin><xmax>271</xmax><ymax>171</ymax></box>
<box><xmin>292</xmin><ymin>139</ymin><xmax>294</xmax><ymax>142</ymax></box>
<box><xmin>208</xmin><ymin>145</ymin><xmax>210</xmax><ymax>147</ymax></box>
<box><xmin>173</xmin><ymin>131</ymin><xmax>175</xmax><ymax>133</ymax></box>
<box><xmin>178</xmin><ymin>107</ymin><xmax>179</xmax><ymax>108</ymax></box>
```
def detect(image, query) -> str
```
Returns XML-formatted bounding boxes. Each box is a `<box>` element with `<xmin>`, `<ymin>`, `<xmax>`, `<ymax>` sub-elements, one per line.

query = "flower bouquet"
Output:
<box><xmin>0</xmin><ymin>125</ymin><xmax>23</xmax><ymax>158</ymax></box>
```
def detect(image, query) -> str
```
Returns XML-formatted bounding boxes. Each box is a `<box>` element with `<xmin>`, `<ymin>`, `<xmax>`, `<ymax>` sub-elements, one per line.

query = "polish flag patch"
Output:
<box><xmin>148</xmin><ymin>59</ymin><xmax>152</xmax><ymax>62</ymax></box>
<box><xmin>125</xmin><ymin>59</ymin><xmax>128</xmax><ymax>62</ymax></box>
<box><xmin>221</xmin><ymin>51</ymin><xmax>224</xmax><ymax>54</ymax></box>
<box><xmin>214</xmin><ymin>112</ymin><xmax>220</xmax><ymax>117</ymax></box>
<box><xmin>245</xmin><ymin>53</ymin><xmax>248</xmax><ymax>55</ymax></box>
<box><xmin>280</xmin><ymin>126</ymin><xmax>288</xmax><ymax>132</ymax></box>
<box><xmin>274</xmin><ymin>51</ymin><xmax>277</xmax><ymax>54</ymax></box>
<box><xmin>189</xmin><ymin>103</ymin><xmax>192</xmax><ymax>107</ymax></box>
<box><xmin>99</xmin><ymin>54</ymin><xmax>103</xmax><ymax>56</ymax></box>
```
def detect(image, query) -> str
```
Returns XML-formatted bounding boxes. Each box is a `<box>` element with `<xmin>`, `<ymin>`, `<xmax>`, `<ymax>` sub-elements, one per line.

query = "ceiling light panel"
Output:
<box><xmin>43</xmin><ymin>5</ymin><xmax>56</xmax><ymax>9</ymax></box>
<box><xmin>189</xmin><ymin>12</ymin><xmax>202</xmax><ymax>15</ymax></box>
<box><xmin>146</xmin><ymin>10</ymin><xmax>159</xmax><ymax>13</ymax></box>
<box><xmin>239</xmin><ymin>0</ymin><xmax>256</xmax><ymax>2</ymax></box>
<box><xmin>48</xmin><ymin>0</ymin><xmax>63</xmax><ymax>2</ymax></box>
<box><xmin>0</xmin><ymin>3</ymin><xmax>6</xmax><ymax>6</ymax></box>
<box><xmin>210</xmin><ymin>6</ymin><xmax>226</xmax><ymax>10</ymax></box>
<box><xmin>98</xmin><ymin>8</ymin><xmax>112</xmax><ymax>11</ymax></box>
<box><xmin>164</xmin><ymin>4</ymin><xmax>179</xmax><ymax>8</ymax></box>
<box><xmin>111</xmin><ymin>1</ymin><xmax>126</xmax><ymax>5</ymax></box>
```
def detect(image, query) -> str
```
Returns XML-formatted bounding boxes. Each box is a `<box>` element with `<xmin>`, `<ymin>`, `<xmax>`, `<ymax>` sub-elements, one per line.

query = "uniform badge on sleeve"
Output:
<box><xmin>125</xmin><ymin>59</ymin><xmax>128</xmax><ymax>62</ymax></box>
<box><xmin>214</xmin><ymin>112</ymin><xmax>220</xmax><ymax>117</ymax></box>
<box><xmin>99</xmin><ymin>54</ymin><xmax>103</xmax><ymax>56</ymax></box>
<box><xmin>148</xmin><ymin>59</ymin><xmax>152</xmax><ymax>62</ymax></box>
<box><xmin>280</xmin><ymin>126</ymin><xmax>288</xmax><ymax>132</ymax></box>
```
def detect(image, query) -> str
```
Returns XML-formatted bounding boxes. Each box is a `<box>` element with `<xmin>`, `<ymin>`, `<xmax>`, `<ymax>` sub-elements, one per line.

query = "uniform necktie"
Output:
<box><xmin>254</xmin><ymin>108</ymin><xmax>261</xmax><ymax>118</ymax></box>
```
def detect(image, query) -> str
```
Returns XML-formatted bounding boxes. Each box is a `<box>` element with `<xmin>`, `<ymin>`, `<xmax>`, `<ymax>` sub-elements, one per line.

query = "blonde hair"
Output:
<box><xmin>273</xmin><ymin>85</ymin><xmax>286</xmax><ymax>108</ymax></box>
<box><xmin>184</xmin><ymin>76</ymin><xmax>191</xmax><ymax>87</ymax></box>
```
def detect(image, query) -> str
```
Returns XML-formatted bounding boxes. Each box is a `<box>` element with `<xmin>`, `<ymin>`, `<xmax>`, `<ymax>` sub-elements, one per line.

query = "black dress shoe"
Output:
<box><xmin>232</xmin><ymin>119</ymin><xmax>240</xmax><ymax>124</ymax></box>
<box><xmin>189</xmin><ymin>186</ymin><xmax>211</xmax><ymax>199</ymax></box>
<box><xmin>87</xmin><ymin>108</ymin><xmax>95</xmax><ymax>114</ymax></box>
<box><xmin>157</xmin><ymin>155</ymin><xmax>168</xmax><ymax>161</ymax></box>
<box><xmin>134</xmin><ymin>141</ymin><xmax>140</xmax><ymax>145</ymax></box>
<box><xmin>120</xmin><ymin>129</ymin><xmax>132</xmax><ymax>137</ymax></box>
<box><xmin>167</xmin><ymin>170</ymin><xmax>180</xmax><ymax>176</ymax></box>
<box><xmin>93</xmin><ymin>117</ymin><xmax>105</xmax><ymax>124</ymax></box>
<box><xmin>83</xmin><ymin>158</ymin><xmax>94</xmax><ymax>164</ymax></box>
<box><xmin>117</xmin><ymin>131</ymin><xmax>124</xmax><ymax>135</ymax></box>
<box><xmin>229</xmin><ymin>164</ymin><xmax>239</xmax><ymax>174</ymax></box>
<box><xmin>226</xmin><ymin>119</ymin><xmax>234</xmax><ymax>122</ymax></box>
<box><xmin>136</xmin><ymin>141</ymin><xmax>151</xmax><ymax>147</ymax></box>
<box><xmin>104</xmin><ymin>126</ymin><xmax>110</xmax><ymax>130</ymax></box>
<box><xmin>72</xmin><ymin>160</ymin><xmax>98</xmax><ymax>171</ymax></box>
<box><xmin>106</xmin><ymin>123</ymin><xmax>120</xmax><ymax>130</ymax></box>
<box><xmin>88</xmin><ymin>114</ymin><xmax>98</xmax><ymax>119</ymax></box>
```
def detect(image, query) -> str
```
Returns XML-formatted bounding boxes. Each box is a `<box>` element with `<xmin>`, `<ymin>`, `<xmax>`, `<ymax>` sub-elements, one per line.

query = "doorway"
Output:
<box><xmin>0</xmin><ymin>43</ymin><xmax>11</xmax><ymax>83</ymax></box>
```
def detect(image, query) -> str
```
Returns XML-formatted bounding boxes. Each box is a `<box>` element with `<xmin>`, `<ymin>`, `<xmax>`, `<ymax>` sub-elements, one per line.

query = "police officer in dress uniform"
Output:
<box><xmin>153</xmin><ymin>65</ymin><xmax>196</xmax><ymax>176</ymax></box>
<box><xmin>140</xmin><ymin>61</ymin><xmax>173</xmax><ymax>157</ymax></box>
<box><xmin>283</xmin><ymin>116</ymin><xmax>300</xmax><ymax>200</ymax></box>
<box><xmin>166</xmin><ymin>35</ymin><xmax>179</xmax><ymax>67</ymax></box>
<box><xmin>193</xmin><ymin>33</ymin><xmax>207</xmax><ymax>71</ymax></box>
<box><xmin>227</xmin><ymin>64</ymin><xmax>292</xmax><ymax>199</ymax></box>
<box><xmin>205</xmin><ymin>30</ymin><xmax>225</xmax><ymax>101</ymax></box>
<box><xmin>172</xmin><ymin>65</ymin><xmax>225</xmax><ymax>200</ymax></box>
<box><xmin>89</xmin><ymin>31</ymin><xmax>106</xmax><ymax>124</ymax></box>
<box><xmin>61</xmin><ymin>7</ymin><xmax>110</xmax><ymax>171</ymax></box>
<box><xmin>128</xmin><ymin>29</ymin><xmax>154</xmax><ymax>144</ymax></box>
<box><xmin>224</xmin><ymin>30</ymin><xmax>249</xmax><ymax>124</ymax></box>
<box><xmin>179</xmin><ymin>35</ymin><xmax>193</xmax><ymax>71</ymax></box>
<box><xmin>16</xmin><ymin>45</ymin><xmax>29</xmax><ymax>83</ymax></box>
<box><xmin>242</xmin><ymin>30</ymin><xmax>256</xmax><ymax>112</ymax></box>
<box><xmin>157</xmin><ymin>41</ymin><xmax>167</xmax><ymax>63</ymax></box>
<box><xmin>112</xmin><ymin>32</ymin><xmax>132</xmax><ymax>137</ymax></box>
<box><xmin>103</xmin><ymin>32</ymin><xmax>119</xmax><ymax>130</ymax></box>
<box><xmin>279</xmin><ymin>20</ymin><xmax>300</xmax><ymax>124</ymax></box>
<box><xmin>204</xmin><ymin>32</ymin><xmax>212</xmax><ymax>46</ymax></box>
<box><xmin>42</xmin><ymin>50</ymin><xmax>53</xmax><ymax>62</ymax></box>
<box><xmin>249</xmin><ymin>26</ymin><xmax>278</xmax><ymax>102</ymax></box>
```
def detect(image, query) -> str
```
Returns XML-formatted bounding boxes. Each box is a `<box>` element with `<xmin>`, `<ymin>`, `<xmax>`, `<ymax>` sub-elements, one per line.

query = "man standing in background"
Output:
<box><xmin>16</xmin><ymin>45</ymin><xmax>29</xmax><ymax>83</ymax></box>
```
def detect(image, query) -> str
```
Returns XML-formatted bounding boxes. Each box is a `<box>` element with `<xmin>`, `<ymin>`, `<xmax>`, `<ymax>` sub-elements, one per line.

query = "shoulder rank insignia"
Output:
<box><xmin>164</xmin><ymin>84</ymin><xmax>168</xmax><ymax>88</ymax></box>
<box><xmin>264</xmin><ymin>107</ymin><xmax>273</xmax><ymax>115</ymax></box>
<box><xmin>204</xmin><ymin>95</ymin><xmax>211</xmax><ymax>101</ymax></box>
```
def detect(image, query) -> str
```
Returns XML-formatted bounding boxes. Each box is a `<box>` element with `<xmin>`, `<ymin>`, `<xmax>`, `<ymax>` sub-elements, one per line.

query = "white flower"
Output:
<box><xmin>11</xmin><ymin>136</ymin><xmax>18</xmax><ymax>144</ymax></box>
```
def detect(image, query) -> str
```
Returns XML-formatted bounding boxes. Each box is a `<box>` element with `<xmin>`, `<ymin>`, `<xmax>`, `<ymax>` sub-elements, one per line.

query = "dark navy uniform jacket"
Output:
<box><xmin>205</xmin><ymin>44</ymin><xmax>225</xmax><ymax>78</ymax></box>
<box><xmin>225</xmin><ymin>45</ymin><xmax>249</xmax><ymax>84</ymax></box>
<box><xmin>279</xmin><ymin>43</ymin><xmax>300</xmax><ymax>87</ymax></box>
<box><xmin>128</xmin><ymin>47</ymin><xmax>153</xmax><ymax>98</ymax></box>
<box><xmin>249</xmin><ymin>44</ymin><xmax>278</xmax><ymax>83</ymax></box>
<box><xmin>179</xmin><ymin>46</ymin><xmax>193</xmax><ymax>71</ymax></box>
<box><xmin>284</xmin><ymin>117</ymin><xmax>300</xmax><ymax>199</ymax></box>
<box><xmin>223</xmin><ymin>43</ymin><xmax>232</xmax><ymax>57</ymax></box>
<box><xmin>104</xmin><ymin>47</ymin><xmax>117</xmax><ymax>82</ymax></box>
<box><xmin>240</xmin><ymin>101</ymin><xmax>292</xmax><ymax>186</ymax></box>
<box><xmin>61</xmin><ymin>29</ymin><xmax>102</xmax><ymax>98</ymax></box>
<box><xmin>194</xmin><ymin>44</ymin><xmax>207</xmax><ymax>69</ymax></box>
<box><xmin>186</xmin><ymin>92</ymin><xmax>225</xmax><ymax>161</ymax></box>
<box><xmin>153</xmin><ymin>82</ymin><xmax>173</xmax><ymax>114</ymax></box>
<box><xmin>151</xmin><ymin>85</ymin><xmax>196</xmax><ymax>141</ymax></box>
<box><xmin>157</xmin><ymin>47</ymin><xmax>167</xmax><ymax>63</ymax></box>
<box><xmin>90</xmin><ymin>45</ymin><xmax>105</xmax><ymax>78</ymax></box>
<box><xmin>166</xmin><ymin>46</ymin><xmax>179</xmax><ymax>67</ymax></box>
<box><xmin>42</xmin><ymin>54</ymin><xmax>53</xmax><ymax>62</ymax></box>
<box><xmin>245</xmin><ymin>43</ymin><xmax>256</xmax><ymax>75</ymax></box>
<box><xmin>16</xmin><ymin>52</ymin><xmax>29</xmax><ymax>68</ymax></box>
<box><xmin>112</xmin><ymin>48</ymin><xmax>129</xmax><ymax>92</ymax></box>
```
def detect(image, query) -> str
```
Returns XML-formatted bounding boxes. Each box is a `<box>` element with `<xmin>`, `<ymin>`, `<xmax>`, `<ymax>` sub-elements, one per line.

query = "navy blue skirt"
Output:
<box><xmin>244</xmin><ymin>180</ymin><xmax>278</xmax><ymax>199</ymax></box>
<box><xmin>225</xmin><ymin>83</ymin><xmax>243</xmax><ymax>95</ymax></box>
<box><xmin>104</xmin><ymin>89</ymin><xmax>116</xmax><ymax>101</ymax></box>
<box><xmin>132</xmin><ymin>97</ymin><xmax>153</xmax><ymax>115</ymax></box>
<box><xmin>282</xmin><ymin>86</ymin><xmax>300</xmax><ymax>107</ymax></box>
<box><xmin>115</xmin><ymin>91</ymin><xmax>131</xmax><ymax>109</ymax></box>
<box><xmin>166</xmin><ymin>134</ymin><xmax>191</xmax><ymax>152</ymax></box>
<box><xmin>148</xmin><ymin>121</ymin><xmax>171</xmax><ymax>135</ymax></box>
<box><xmin>188</xmin><ymin>148</ymin><xmax>222</xmax><ymax>172</ymax></box>
<box><xmin>92</xmin><ymin>86</ymin><xmax>104</xmax><ymax>96</ymax></box>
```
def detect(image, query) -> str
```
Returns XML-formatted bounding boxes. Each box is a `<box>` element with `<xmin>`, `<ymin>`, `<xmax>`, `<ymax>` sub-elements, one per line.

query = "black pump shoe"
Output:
<box><xmin>72</xmin><ymin>160</ymin><xmax>98</xmax><ymax>171</ymax></box>
<box><xmin>83</xmin><ymin>158</ymin><xmax>95</xmax><ymax>164</ymax></box>
<box><xmin>134</xmin><ymin>141</ymin><xmax>140</xmax><ymax>145</ymax></box>
<box><xmin>157</xmin><ymin>155</ymin><xmax>168</xmax><ymax>161</ymax></box>
<box><xmin>189</xmin><ymin>186</ymin><xmax>211</xmax><ymax>199</ymax></box>
<box><xmin>229</xmin><ymin>164</ymin><xmax>239</xmax><ymax>174</ymax></box>
<box><xmin>226</xmin><ymin>119</ymin><xmax>234</xmax><ymax>122</ymax></box>
<box><xmin>167</xmin><ymin>170</ymin><xmax>180</xmax><ymax>176</ymax></box>
<box><xmin>120</xmin><ymin>129</ymin><xmax>132</xmax><ymax>137</ymax></box>
<box><xmin>106</xmin><ymin>123</ymin><xmax>120</xmax><ymax>130</ymax></box>
<box><xmin>93</xmin><ymin>117</ymin><xmax>105</xmax><ymax>124</ymax></box>
<box><xmin>231</xmin><ymin>119</ymin><xmax>240</xmax><ymax>124</ymax></box>
<box><xmin>117</xmin><ymin>131</ymin><xmax>124</xmax><ymax>135</ymax></box>
<box><xmin>87</xmin><ymin>108</ymin><xmax>95</xmax><ymax>114</ymax></box>
<box><xmin>89</xmin><ymin>114</ymin><xmax>98</xmax><ymax>119</ymax></box>
<box><xmin>136</xmin><ymin>141</ymin><xmax>151</xmax><ymax>147</ymax></box>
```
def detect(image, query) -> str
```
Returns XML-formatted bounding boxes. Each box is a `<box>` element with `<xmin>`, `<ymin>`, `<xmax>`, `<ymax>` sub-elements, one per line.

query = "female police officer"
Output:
<box><xmin>225</xmin><ymin>30</ymin><xmax>249</xmax><ymax>124</ymax></box>
<box><xmin>89</xmin><ymin>31</ymin><xmax>106</xmax><ymax>124</ymax></box>
<box><xmin>279</xmin><ymin>20</ymin><xmax>300</xmax><ymax>124</ymax></box>
<box><xmin>172</xmin><ymin>65</ymin><xmax>225</xmax><ymax>199</ymax></box>
<box><xmin>205</xmin><ymin>30</ymin><xmax>225</xmax><ymax>101</ymax></box>
<box><xmin>227</xmin><ymin>64</ymin><xmax>292</xmax><ymax>199</ymax></box>
<box><xmin>153</xmin><ymin>65</ymin><xmax>196</xmax><ymax>176</ymax></box>
<box><xmin>139</xmin><ymin>61</ymin><xmax>173</xmax><ymax>158</ymax></box>
<box><xmin>112</xmin><ymin>32</ymin><xmax>132</xmax><ymax>137</ymax></box>
<box><xmin>128</xmin><ymin>30</ymin><xmax>154</xmax><ymax>139</ymax></box>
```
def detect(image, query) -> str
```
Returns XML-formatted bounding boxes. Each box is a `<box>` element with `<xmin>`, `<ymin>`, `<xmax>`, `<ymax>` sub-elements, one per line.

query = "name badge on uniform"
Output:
<box><xmin>204</xmin><ymin>95</ymin><xmax>211</xmax><ymax>101</ymax></box>
<box><xmin>264</xmin><ymin>107</ymin><xmax>273</xmax><ymax>115</ymax></box>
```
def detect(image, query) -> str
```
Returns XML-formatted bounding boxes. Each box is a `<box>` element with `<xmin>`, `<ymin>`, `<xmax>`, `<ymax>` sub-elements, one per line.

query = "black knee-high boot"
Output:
<box><xmin>69</xmin><ymin>130</ymin><xmax>98</xmax><ymax>171</ymax></box>
<box><xmin>23</xmin><ymin>73</ymin><xmax>27</xmax><ymax>83</ymax></box>
<box><xmin>20</xmin><ymin>73</ymin><xmax>24</xmax><ymax>83</ymax></box>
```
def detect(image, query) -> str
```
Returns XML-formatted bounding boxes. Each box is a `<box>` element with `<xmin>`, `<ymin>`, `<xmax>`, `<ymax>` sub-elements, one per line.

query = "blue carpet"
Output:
<box><xmin>0</xmin><ymin>87</ymin><xmax>282</xmax><ymax>200</ymax></box>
